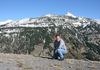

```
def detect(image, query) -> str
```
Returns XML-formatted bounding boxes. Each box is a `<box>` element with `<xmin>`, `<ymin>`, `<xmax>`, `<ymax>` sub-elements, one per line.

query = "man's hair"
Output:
<box><xmin>55</xmin><ymin>34</ymin><xmax>61</xmax><ymax>37</ymax></box>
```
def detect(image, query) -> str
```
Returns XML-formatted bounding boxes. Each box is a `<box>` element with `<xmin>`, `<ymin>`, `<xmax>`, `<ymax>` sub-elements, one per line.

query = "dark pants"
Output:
<box><xmin>53</xmin><ymin>49</ymin><xmax>59</xmax><ymax>59</ymax></box>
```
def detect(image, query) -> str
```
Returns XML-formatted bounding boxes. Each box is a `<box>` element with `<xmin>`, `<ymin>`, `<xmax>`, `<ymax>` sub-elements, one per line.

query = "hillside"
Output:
<box><xmin>0</xmin><ymin>12</ymin><xmax>100</xmax><ymax>61</ymax></box>
<box><xmin>0</xmin><ymin>53</ymin><xmax>100</xmax><ymax>70</ymax></box>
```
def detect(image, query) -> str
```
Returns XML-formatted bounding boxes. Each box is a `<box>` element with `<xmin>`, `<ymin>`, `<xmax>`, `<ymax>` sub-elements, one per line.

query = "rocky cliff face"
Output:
<box><xmin>0</xmin><ymin>13</ymin><xmax>100</xmax><ymax>61</ymax></box>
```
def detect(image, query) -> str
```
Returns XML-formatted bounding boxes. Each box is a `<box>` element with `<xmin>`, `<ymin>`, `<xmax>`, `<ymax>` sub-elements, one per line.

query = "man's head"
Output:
<box><xmin>55</xmin><ymin>34</ymin><xmax>61</xmax><ymax>42</ymax></box>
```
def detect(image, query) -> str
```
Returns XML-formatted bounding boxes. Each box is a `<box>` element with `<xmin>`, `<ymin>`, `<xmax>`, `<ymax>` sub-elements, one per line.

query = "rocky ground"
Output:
<box><xmin>0</xmin><ymin>53</ymin><xmax>100</xmax><ymax>70</ymax></box>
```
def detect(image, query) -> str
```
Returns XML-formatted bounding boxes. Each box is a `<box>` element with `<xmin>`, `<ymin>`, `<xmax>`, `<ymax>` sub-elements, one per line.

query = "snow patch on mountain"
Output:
<box><xmin>0</xmin><ymin>20</ymin><xmax>13</xmax><ymax>25</ymax></box>
<box><xmin>17</xmin><ymin>18</ymin><xmax>37</xmax><ymax>24</ymax></box>
<box><xmin>73</xmin><ymin>22</ymin><xmax>82</xmax><ymax>27</ymax></box>
<box><xmin>45</xmin><ymin>14</ymin><xmax>55</xmax><ymax>17</ymax></box>
<box><xmin>95</xmin><ymin>19</ymin><xmax>100</xmax><ymax>24</ymax></box>
<box><xmin>65</xmin><ymin>12</ymin><xmax>76</xmax><ymax>18</ymax></box>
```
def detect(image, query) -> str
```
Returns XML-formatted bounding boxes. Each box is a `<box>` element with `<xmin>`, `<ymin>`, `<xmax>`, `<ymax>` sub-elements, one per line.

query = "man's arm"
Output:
<box><xmin>59</xmin><ymin>39</ymin><xmax>66</xmax><ymax>49</ymax></box>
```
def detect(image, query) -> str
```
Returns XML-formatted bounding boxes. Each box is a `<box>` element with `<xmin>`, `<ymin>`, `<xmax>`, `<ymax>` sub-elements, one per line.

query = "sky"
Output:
<box><xmin>0</xmin><ymin>0</ymin><xmax>100</xmax><ymax>21</ymax></box>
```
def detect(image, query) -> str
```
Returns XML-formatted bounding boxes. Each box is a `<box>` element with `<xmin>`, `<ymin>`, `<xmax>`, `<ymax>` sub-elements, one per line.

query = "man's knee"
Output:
<box><xmin>57</xmin><ymin>49</ymin><xmax>62</xmax><ymax>54</ymax></box>
<box><xmin>57</xmin><ymin>48</ymin><xmax>60</xmax><ymax>52</ymax></box>
<box><xmin>57</xmin><ymin>48</ymin><xmax>67</xmax><ymax>54</ymax></box>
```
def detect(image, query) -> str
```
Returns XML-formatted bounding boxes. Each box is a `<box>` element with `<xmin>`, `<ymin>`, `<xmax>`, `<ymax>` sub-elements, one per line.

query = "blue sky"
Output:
<box><xmin>0</xmin><ymin>0</ymin><xmax>100</xmax><ymax>21</ymax></box>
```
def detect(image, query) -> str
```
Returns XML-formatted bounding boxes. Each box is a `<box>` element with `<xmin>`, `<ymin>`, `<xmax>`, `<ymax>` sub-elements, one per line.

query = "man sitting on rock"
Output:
<box><xmin>53</xmin><ymin>34</ymin><xmax>68</xmax><ymax>60</ymax></box>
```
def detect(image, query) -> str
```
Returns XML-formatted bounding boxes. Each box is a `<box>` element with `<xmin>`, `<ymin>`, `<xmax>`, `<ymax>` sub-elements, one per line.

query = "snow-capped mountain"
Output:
<box><xmin>0</xmin><ymin>12</ymin><xmax>99</xmax><ymax>34</ymax></box>
<box><xmin>0</xmin><ymin>12</ymin><xmax>98</xmax><ymax>28</ymax></box>
<box><xmin>0</xmin><ymin>12</ymin><xmax>100</xmax><ymax>61</ymax></box>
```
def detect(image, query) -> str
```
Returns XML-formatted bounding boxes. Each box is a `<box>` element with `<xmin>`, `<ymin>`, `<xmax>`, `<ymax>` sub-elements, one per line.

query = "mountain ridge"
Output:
<box><xmin>0</xmin><ymin>13</ymin><xmax>100</xmax><ymax>61</ymax></box>
<box><xmin>0</xmin><ymin>12</ymin><xmax>99</xmax><ymax>28</ymax></box>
